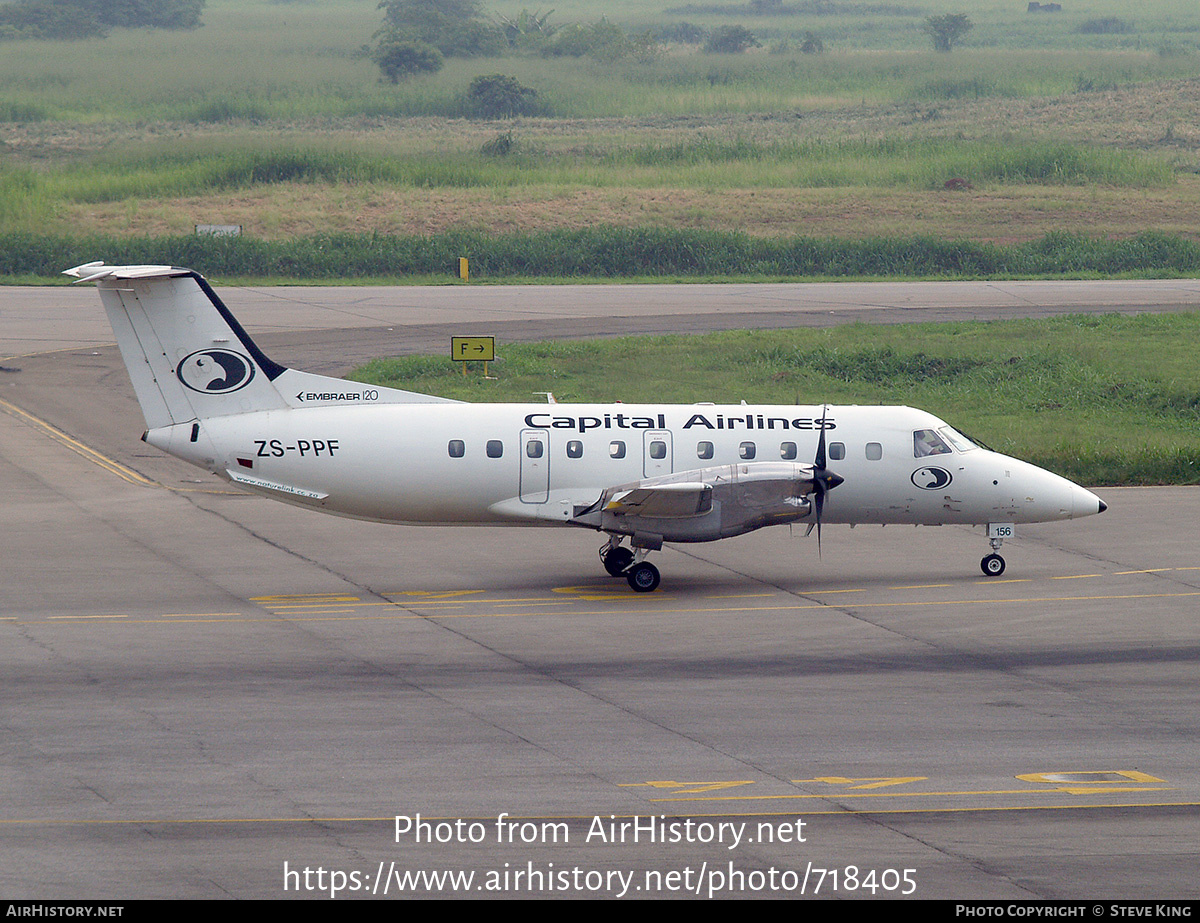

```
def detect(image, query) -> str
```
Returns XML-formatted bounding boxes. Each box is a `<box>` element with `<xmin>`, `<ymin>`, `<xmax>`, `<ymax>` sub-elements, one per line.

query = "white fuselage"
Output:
<box><xmin>152</xmin><ymin>401</ymin><xmax>1101</xmax><ymax>532</ymax></box>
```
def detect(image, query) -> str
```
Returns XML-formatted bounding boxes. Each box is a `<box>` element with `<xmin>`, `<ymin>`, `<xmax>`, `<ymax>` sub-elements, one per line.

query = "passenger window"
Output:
<box><xmin>780</xmin><ymin>441</ymin><xmax>797</xmax><ymax>460</ymax></box>
<box><xmin>866</xmin><ymin>442</ymin><xmax>883</xmax><ymax>461</ymax></box>
<box><xmin>566</xmin><ymin>440</ymin><xmax>583</xmax><ymax>459</ymax></box>
<box><xmin>913</xmin><ymin>428</ymin><xmax>952</xmax><ymax>458</ymax></box>
<box><xmin>609</xmin><ymin>441</ymin><xmax>626</xmax><ymax>459</ymax></box>
<box><xmin>486</xmin><ymin>440</ymin><xmax>503</xmax><ymax>458</ymax></box>
<box><xmin>649</xmin><ymin>440</ymin><xmax>666</xmax><ymax>460</ymax></box>
<box><xmin>697</xmin><ymin>441</ymin><xmax>714</xmax><ymax>460</ymax></box>
<box><xmin>447</xmin><ymin>439</ymin><xmax>465</xmax><ymax>458</ymax></box>
<box><xmin>740</xmin><ymin>441</ymin><xmax>756</xmax><ymax>460</ymax></box>
<box><xmin>829</xmin><ymin>442</ymin><xmax>845</xmax><ymax>461</ymax></box>
<box><xmin>526</xmin><ymin>439</ymin><xmax>544</xmax><ymax>458</ymax></box>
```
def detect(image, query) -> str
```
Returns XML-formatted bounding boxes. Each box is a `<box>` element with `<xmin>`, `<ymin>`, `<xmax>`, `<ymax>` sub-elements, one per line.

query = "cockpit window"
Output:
<box><xmin>913</xmin><ymin>428</ymin><xmax>952</xmax><ymax>458</ymax></box>
<box><xmin>938</xmin><ymin>426</ymin><xmax>978</xmax><ymax>452</ymax></box>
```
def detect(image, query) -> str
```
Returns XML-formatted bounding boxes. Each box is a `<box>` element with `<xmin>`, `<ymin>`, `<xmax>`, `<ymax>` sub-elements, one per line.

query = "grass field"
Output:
<box><xmin>4</xmin><ymin>7</ymin><xmax>1200</xmax><ymax>122</ymax></box>
<box><xmin>1</xmin><ymin>131</ymin><xmax>1182</xmax><ymax>240</ymax></box>
<box><xmin>351</xmin><ymin>312</ymin><xmax>1200</xmax><ymax>486</ymax></box>
<box><xmin>3</xmin><ymin>0</ymin><xmax>1197</xmax><ymax>125</ymax></box>
<box><xmin>0</xmin><ymin>0</ymin><xmax>1197</xmax><ymax>256</ymax></box>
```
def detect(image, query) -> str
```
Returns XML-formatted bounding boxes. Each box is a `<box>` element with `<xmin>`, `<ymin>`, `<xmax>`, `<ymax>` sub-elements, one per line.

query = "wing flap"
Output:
<box><xmin>606</xmin><ymin>482</ymin><xmax>713</xmax><ymax>518</ymax></box>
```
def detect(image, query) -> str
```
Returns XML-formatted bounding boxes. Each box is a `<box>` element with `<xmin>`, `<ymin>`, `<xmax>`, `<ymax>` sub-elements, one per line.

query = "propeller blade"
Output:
<box><xmin>814</xmin><ymin>482</ymin><xmax>824</xmax><ymax>556</ymax></box>
<box><xmin>815</xmin><ymin>407</ymin><xmax>828</xmax><ymax>470</ymax></box>
<box><xmin>810</xmin><ymin>405</ymin><xmax>843</xmax><ymax>558</ymax></box>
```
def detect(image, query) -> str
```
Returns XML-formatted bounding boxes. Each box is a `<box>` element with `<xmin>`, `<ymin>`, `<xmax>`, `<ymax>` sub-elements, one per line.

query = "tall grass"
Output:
<box><xmin>0</xmin><ymin>138</ymin><xmax>1171</xmax><ymax>230</ymax></box>
<box><xmin>6</xmin><ymin>228</ymin><xmax>1199</xmax><ymax>280</ymax></box>
<box><xmin>34</xmin><ymin>149</ymin><xmax>519</xmax><ymax>203</ymax></box>
<box><xmin>610</xmin><ymin>138</ymin><xmax>1173</xmax><ymax>187</ymax></box>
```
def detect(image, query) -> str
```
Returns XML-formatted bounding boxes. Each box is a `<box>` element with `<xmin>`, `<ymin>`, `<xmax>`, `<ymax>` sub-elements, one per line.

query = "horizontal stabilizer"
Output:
<box><xmin>64</xmin><ymin>262</ymin><xmax>191</xmax><ymax>284</ymax></box>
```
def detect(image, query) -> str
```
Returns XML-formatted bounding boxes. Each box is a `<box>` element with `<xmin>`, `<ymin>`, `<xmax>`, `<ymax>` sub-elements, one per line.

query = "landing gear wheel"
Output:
<box><xmin>626</xmin><ymin>561</ymin><xmax>661</xmax><ymax>593</ymax></box>
<box><xmin>603</xmin><ymin>546</ymin><xmax>635</xmax><ymax>577</ymax></box>
<box><xmin>981</xmin><ymin>553</ymin><xmax>1006</xmax><ymax>577</ymax></box>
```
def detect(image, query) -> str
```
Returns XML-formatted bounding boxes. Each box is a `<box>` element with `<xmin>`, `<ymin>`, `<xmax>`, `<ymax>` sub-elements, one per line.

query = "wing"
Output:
<box><xmin>572</xmin><ymin>462</ymin><xmax>818</xmax><ymax>543</ymax></box>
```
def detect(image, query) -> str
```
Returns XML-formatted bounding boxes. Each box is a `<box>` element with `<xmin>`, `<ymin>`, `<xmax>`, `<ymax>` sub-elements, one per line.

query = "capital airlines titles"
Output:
<box><xmin>523</xmin><ymin>412</ymin><xmax>837</xmax><ymax>433</ymax></box>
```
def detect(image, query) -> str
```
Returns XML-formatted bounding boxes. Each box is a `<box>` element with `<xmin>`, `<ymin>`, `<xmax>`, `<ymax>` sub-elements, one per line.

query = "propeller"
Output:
<box><xmin>807</xmin><ymin>406</ymin><xmax>844</xmax><ymax>556</ymax></box>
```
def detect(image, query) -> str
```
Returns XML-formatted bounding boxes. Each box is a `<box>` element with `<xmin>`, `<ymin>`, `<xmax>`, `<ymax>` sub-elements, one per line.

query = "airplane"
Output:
<box><xmin>66</xmin><ymin>261</ymin><xmax>1106</xmax><ymax>592</ymax></box>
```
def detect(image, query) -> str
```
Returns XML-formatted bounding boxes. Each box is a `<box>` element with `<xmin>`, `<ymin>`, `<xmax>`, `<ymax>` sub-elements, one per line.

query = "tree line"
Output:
<box><xmin>0</xmin><ymin>0</ymin><xmax>204</xmax><ymax>40</ymax></box>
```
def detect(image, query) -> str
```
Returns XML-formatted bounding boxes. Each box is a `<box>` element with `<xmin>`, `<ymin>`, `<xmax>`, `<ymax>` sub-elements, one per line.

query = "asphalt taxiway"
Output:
<box><xmin>2</xmin><ymin>280</ymin><xmax>1198</xmax><ymax>899</ymax></box>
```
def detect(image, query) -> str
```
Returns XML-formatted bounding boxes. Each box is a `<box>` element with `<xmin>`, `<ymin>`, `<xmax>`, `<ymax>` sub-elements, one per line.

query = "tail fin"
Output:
<box><xmin>66</xmin><ymin>262</ymin><xmax>452</xmax><ymax>432</ymax></box>
<box><xmin>66</xmin><ymin>262</ymin><xmax>289</xmax><ymax>429</ymax></box>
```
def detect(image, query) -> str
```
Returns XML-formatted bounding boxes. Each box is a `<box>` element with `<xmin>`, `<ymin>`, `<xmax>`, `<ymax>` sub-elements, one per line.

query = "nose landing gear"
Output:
<box><xmin>981</xmin><ymin>524</ymin><xmax>1010</xmax><ymax>576</ymax></box>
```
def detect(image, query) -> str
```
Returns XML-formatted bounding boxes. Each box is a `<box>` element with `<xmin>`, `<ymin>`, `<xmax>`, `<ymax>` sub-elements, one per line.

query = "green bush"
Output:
<box><xmin>87</xmin><ymin>0</ymin><xmax>204</xmax><ymax>29</ymax></box>
<box><xmin>377</xmin><ymin>0</ymin><xmax>505</xmax><ymax>57</ymax></box>
<box><xmin>373</xmin><ymin>35</ymin><xmax>444</xmax><ymax>83</ymax></box>
<box><xmin>922</xmin><ymin>13</ymin><xmax>972</xmax><ymax>53</ymax></box>
<box><xmin>799</xmin><ymin>31</ymin><xmax>824</xmax><ymax>54</ymax></box>
<box><xmin>0</xmin><ymin>0</ymin><xmax>204</xmax><ymax>39</ymax></box>
<box><xmin>480</xmin><ymin>131</ymin><xmax>515</xmax><ymax>157</ymax></box>
<box><xmin>0</xmin><ymin>101</ymin><xmax>49</xmax><ymax>122</ymax></box>
<box><xmin>497</xmin><ymin>8</ymin><xmax>556</xmax><ymax>52</ymax></box>
<box><xmin>467</xmin><ymin>74</ymin><xmax>539</xmax><ymax>118</ymax></box>
<box><xmin>703</xmin><ymin>25</ymin><xmax>760</xmax><ymax>54</ymax></box>
<box><xmin>656</xmin><ymin>22</ymin><xmax>706</xmax><ymax>45</ymax></box>
<box><xmin>0</xmin><ymin>0</ymin><xmax>106</xmax><ymax>39</ymax></box>
<box><xmin>1076</xmin><ymin>18</ymin><xmax>1134</xmax><ymax>35</ymax></box>
<box><xmin>543</xmin><ymin>19</ymin><xmax>633</xmax><ymax>59</ymax></box>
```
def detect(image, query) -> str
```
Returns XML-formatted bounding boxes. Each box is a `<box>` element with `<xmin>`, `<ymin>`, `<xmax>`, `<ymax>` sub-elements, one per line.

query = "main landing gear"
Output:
<box><xmin>602</xmin><ymin>544</ymin><xmax>634</xmax><ymax>577</ymax></box>
<box><xmin>600</xmin><ymin>538</ymin><xmax>660</xmax><ymax>592</ymax></box>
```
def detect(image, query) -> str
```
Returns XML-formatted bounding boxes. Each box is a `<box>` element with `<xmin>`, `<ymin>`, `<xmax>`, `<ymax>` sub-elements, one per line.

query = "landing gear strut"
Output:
<box><xmin>981</xmin><ymin>528</ymin><xmax>1007</xmax><ymax>577</ymax></box>
<box><xmin>599</xmin><ymin>537</ymin><xmax>661</xmax><ymax>592</ymax></box>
